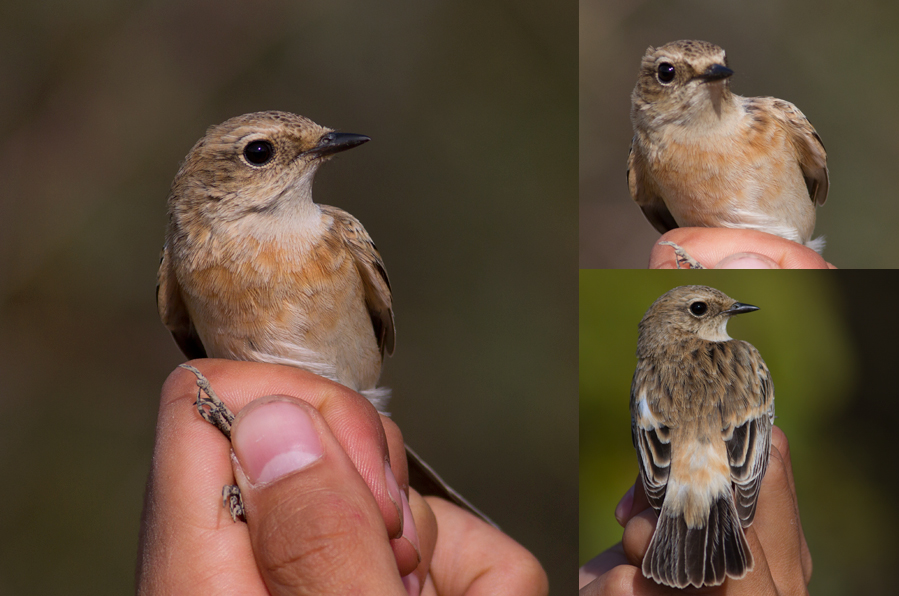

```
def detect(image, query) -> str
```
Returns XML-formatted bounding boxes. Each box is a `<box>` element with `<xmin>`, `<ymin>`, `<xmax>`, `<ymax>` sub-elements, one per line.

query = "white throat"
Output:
<box><xmin>696</xmin><ymin>318</ymin><xmax>732</xmax><ymax>342</ymax></box>
<box><xmin>229</xmin><ymin>166</ymin><xmax>326</xmax><ymax>248</ymax></box>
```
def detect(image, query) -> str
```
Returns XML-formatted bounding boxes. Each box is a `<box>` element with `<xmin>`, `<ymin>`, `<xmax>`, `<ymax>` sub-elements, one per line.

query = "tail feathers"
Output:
<box><xmin>806</xmin><ymin>235</ymin><xmax>826</xmax><ymax>254</ymax></box>
<box><xmin>360</xmin><ymin>386</ymin><xmax>391</xmax><ymax>413</ymax></box>
<box><xmin>643</xmin><ymin>494</ymin><xmax>753</xmax><ymax>588</ymax></box>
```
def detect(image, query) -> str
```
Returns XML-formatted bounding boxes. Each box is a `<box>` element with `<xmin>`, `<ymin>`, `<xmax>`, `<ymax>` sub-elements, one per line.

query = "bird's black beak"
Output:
<box><xmin>723</xmin><ymin>302</ymin><xmax>759</xmax><ymax>316</ymax></box>
<box><xmin>699</xmin><ymin>64</ymin><xmax>734</xmax><ymax>82</ymax></box>
<box><xmin>309</xmin><ymin>132</ymin><xmax>370</xmax><ymax>158</ymax></box>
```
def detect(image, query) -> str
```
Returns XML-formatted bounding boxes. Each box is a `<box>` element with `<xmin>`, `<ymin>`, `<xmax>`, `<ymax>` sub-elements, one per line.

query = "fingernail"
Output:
<box><xmin>385</xmin><ymin>462</ymin><xmax>404</xmax><ymax>538</ymax></box>
<box><xmin>232</xmin><ymin>398</ymin><xmax>324</xmax><ymax>485</ymax></box>
<box><xmin>402</xmin><ymin>572</ymin><xmax>421</xmax><ymax>596</ymax></box>
<box><xmin>715</xmin><ymin>252</ymin><xmax>779</xmax><ymax>269</ymax></box>
<box><xmin>399</xmin><ymin>489</ymin><xmax>421</xmax><ymax>564</ymax></box>
<box><xmin>615</xmin><ymin>485</ymin><xmax>635</xmax><ymax>527</ymax></box>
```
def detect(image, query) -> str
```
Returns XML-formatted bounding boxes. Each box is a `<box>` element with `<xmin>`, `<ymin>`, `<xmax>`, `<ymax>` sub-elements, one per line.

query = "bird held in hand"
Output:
<box><xmin>157</xmin><ymin>110</ymin><xmax>491</xmax><ymax>524</ymax></box>
<box><xmin>158</xmin><ymin>110</ymin><xmax>394</xmax><ymax>409</ymax></box>
<box><xmin>628</xmin><ymin>40</ymin><xmax>829</xmax><ymax>252</ymax></box>
<box><xmin>631</xmin><ymin>285</ymin><xmax>774</xmax><ymax>588</ymax></box>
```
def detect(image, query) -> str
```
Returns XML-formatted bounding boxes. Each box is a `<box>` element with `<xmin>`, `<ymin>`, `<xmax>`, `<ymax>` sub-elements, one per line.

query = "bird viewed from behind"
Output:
<box><xmin>630</xmin><ymin>285</ymin><xmax>774</xmax><ymax>588</ymax></box>
<box><xmin>628</xmin><ymin>40</ymin><xmax>829</xmax><ymax>253</ymax></box>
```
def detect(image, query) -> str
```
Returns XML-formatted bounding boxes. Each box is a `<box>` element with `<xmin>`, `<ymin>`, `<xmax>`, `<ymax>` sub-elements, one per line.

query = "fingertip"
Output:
<box><xmin>401</xmin><ymin>572</ymin><xmax>421</xmax><ymax>596</ymax></box>
<box><xmin>770</xmin><ymin>425</ymin><xmax>789</xmax><ymax>456</ymax></box>
<box><xmin>384</xmin><ymin>461</ymin><xmax>404</xmax><ymax>538</ymax></box>
<box><xmin>621</xmin><ymin>509</ymin><xmax>657</xmax><ymax>568</ymax></box>
<box><xmin>615</xmin><ymin>485</ymin><xmax>635</xmax><ymax>527</ymax></box>
<box><xmin>231</xmin><ymin>397</ymin><xmax>324</xmax><ymax>485</ymax></box>
<box><xmin>398</xmin><ymin>489</ymin><xmax>422</xmax><ymax>564</ymax></box>
<box><xmin>582</xmin><ymin>564</ymin><xmax>665</xmax><ymax>596</ymax></box>
<box><xmin>394</xmin><ymin>490</ymin><xmax>436</xmax><ymax>590</ymax></box>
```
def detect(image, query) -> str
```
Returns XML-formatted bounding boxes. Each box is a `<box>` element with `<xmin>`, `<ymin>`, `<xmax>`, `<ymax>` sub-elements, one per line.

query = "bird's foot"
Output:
<box><xmin>179</xmin><ymin>363</ymin><xmax>245</xmax><ymax>522</ymax></box>
<box><xmin>658</xmin><ymin>241</ymin><xmax>705</xmax><ymax>269</ymax></box>
<box><xmin>180</xmin><ymin>363</ymin><xmax>235</xmax><ymax>438</ymax></box>
<box><xmin>222</xmin><ymin>484</ymin><xmax>246</xmax><ymax>522</ymax></box>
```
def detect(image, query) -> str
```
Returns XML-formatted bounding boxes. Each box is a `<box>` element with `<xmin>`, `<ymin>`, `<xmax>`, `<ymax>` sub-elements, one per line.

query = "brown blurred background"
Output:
<box><xmin>580</xmin><ymin>271</ymin><xmax>899</xmax><ymax>595</ymax></box>
<box><xmin>581</xmin><ymin>0</ymin><xmax>899</xmax><ymax>268</ymax></box>
<box><xmin>0</xmin><ymin>1</ymin><xmax>576</xmax><ymax>593</ymax></box>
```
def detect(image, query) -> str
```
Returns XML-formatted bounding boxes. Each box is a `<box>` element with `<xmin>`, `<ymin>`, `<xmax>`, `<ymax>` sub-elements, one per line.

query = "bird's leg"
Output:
<box><xmin>180</xmin><ymin>364</ymin><xmax>234</xmax><ymax>437</ymax></box>
<box><xmin>222</xmin><ymin>485</ymin><xmax>246</xmax><ymax>521</ymax></box>
<box><xmin>658</xmin><ymin>241</ymin><xmax>705</xmax><ymax>269</ymax></box>
<box><xmin>179</xmin><ymin>363</ymin><xmax>245</xmax><ymax>522</ymax></box>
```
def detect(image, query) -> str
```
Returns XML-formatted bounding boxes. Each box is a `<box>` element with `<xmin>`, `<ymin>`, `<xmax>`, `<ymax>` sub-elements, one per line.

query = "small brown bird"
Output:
<box><xmin>631</xmin><ymin>285</ymin><xmax>774</xmax><ymax>588</ymax></box>
<box><xmin>628</xmin><ymin>40</ymin><xmax>829</xmax><ymax>253</ymax></box>
<box><xmin>157</xmin><ymin>110</ymin><xmax>489</xmax><ymax>523</ymax></box>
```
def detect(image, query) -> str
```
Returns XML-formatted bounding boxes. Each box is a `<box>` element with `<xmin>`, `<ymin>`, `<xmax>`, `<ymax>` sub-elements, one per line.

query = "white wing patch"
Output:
<box><xmin>636</xmin><ymin>395</ymin><xmax>660</xmax><ymax>427</ymax></box>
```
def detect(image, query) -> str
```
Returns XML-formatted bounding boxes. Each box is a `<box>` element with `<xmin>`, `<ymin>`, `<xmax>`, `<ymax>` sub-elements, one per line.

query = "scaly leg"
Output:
<box><xmin>179</xmin><ymin>363</ymin><xmax>245</xmax><ymax>522</ymax></box>
<box><xmin>658</xmin><ymin>241</ymin><xmax>705</xmax><ymax>269</ymax></box>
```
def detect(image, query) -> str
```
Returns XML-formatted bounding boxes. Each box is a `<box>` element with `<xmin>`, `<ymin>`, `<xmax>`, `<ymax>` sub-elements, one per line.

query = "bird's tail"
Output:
<box><xmin>642</xmin><ymin>492</ymin><xmax>753</xmax><ymax>588</ymax></box>
<box><xmin>806</xmin><ymin>235</ymin><xmax>826</xmax><ymax>254</ymax></box>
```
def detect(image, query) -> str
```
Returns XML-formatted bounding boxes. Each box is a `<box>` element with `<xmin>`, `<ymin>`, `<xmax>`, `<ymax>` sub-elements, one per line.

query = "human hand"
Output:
<box><xmin>138</xmin><ymin>360</ymin><xmax>546</xmax><ymax>595</ymax></box>
<box><xmin>650</xmin><ymin>228</ymin><xmax>836</xmax><ymax>269</ymax></box>
<box><xmin>579</xmin><ymin>426</ymin><xmax>811</xmax><ymax>595</ymax></box>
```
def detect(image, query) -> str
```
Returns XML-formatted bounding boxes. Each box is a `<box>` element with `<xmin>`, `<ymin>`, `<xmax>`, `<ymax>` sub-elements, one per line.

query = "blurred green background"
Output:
<box><xmin>580</xmin><ymin>270</ymin><xmax>899</xmax><ymax>594</ymax></box>
<box><xmin>580</xmin><ymin>0</ymin><xmax>899</xmax><ymax>268</ymax></box>
<box><xmin>0</xmin><ymin>1</ymin><xmax>576</xmax><ymax>593</ymax></box>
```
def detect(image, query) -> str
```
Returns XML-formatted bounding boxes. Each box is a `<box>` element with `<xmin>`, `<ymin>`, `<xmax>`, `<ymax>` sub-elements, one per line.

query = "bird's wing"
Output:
<box><xmin>628</xmin><ymin>138</ymin><xmax>679</xmax><ymax>234</ymax></box>
<box><xmin>322</xmin><ymin>205</ymin><xmax>395</xmax><ymax>357</ymax></box>
<box><xmin>157</xmin><ymin>242</ymin><xmax>207</xmax><ymax>360</ymax></box>
<box><xmin>630</xmin><ymin>378</ymin><xmax>671</xmax><ymax>513</ymax></box>
<box><xmin>721</xmin><ymin>341</ymin><xmax>775</xmax><ymax>527</ymax></box>
<box><xmin>765</xmin><ymin>97</ymin><xmax>829</xmax><ymax>206</ymax></box>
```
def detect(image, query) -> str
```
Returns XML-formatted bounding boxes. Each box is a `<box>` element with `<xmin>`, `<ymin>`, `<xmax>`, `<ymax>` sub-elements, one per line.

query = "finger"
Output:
<box><xmin>579</xmin><ymin>543</ymin><xmax>628</xmax><ymax>587</ymax></box>
<box><xmin>747</xmin><ymin>426</ymin><xmax>812</xmax><ymax>591</ymax></box>
<box><xmin>616</xmin><ymin>476</ymin><xmax>651</xmax><ymax>528</ymax></box>
<box><xmin>380</xmin><ymin>415</ymin><xmax>424</xmax><ymax>576</ymax></box>
<box><xmin>397</xmin><ymin>490</ymin><xmax>437</xmax><ymax>596</ymax></box>
<box><xmin>137</xmin><ymin>366</ymin><xmax>265</xmax><ymax>593</ymax></box>
<box><xmin>719</xmin><ymin>450</ymin><xmax>800</xmax><ymax>596</ymax></box>
<box><xmin>382</xmin><ymin>414</ymin><xmax>410</xmax><ymax>495</ymax></box>
<box><xmin>724</xmin><ymin>428</ymin><xmax>809</xmax><ymax>596</ymax></box>
<box><xmin>620</xmin><ymin>508</ymin><xmax>657</xmax><ymax>569</ymax></box>
<box><xmin>650</xmin><ymin>228</ymin><xmax>835</xmax><ymax>269</ymax></box>
<box><xmin>230</xmin><ymin>396</ymin><xmax>405</xmax><ymax>595</ymax></box>
<box><xmin>173</xmin><ymin>360</ymin><xmax>403</xmax><ymax>539</ymax></box>
<box><xmin>426</xmin><ymin>498</ymin><xmax>548</xmax><ymax>596</ymax></box>
<box><xmin>580</xmin><ymin>563</ymin><xmax>680</xmax><ymax>595</ymax></box>
<box><xmin>769</xmin><ymin>426</ymin><xmax>812</xmax><ymax>582</ymax></box>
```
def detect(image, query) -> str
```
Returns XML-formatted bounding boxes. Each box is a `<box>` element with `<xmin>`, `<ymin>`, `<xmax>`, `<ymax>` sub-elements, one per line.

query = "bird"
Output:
<box><xmin>628</xmin><ymin>40</ymin><xmax>829</xmax><ymax>254</ymax></box>
<box><xmin>157</xmin><ymin>110</ymin><xmax>491</xmax><ymax>525</ymax></box>
<box><xmin>630</xmin><ymin>285</ymin><xmax>774</xmax><ymax>588</ymax></box>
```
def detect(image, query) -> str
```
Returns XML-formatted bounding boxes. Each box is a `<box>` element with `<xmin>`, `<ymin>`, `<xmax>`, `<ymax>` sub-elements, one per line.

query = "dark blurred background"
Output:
<box><xmin>580</xmin><ymin>271</ymin><xmax>899</xmax><ymax>595</ymax></box>
<box><xmin>0</xmin><ymin>1</ymin><xmax>576</xmax><ymax>593</ymax></box>
<box><xmin>581</xmin><ymin>0</ymin><xmax>899</xmax><ymax>268</ymax></box>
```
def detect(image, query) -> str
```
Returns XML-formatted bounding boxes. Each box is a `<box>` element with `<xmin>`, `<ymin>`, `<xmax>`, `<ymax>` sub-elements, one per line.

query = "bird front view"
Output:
<box><xmin>157</xmin><ymin>110</ymin><xmax>488</xmax><ymax>524</ymax></box>
<box><xmin>158</xmin><ymin>111</ymin><xmax>393</xmax><ymax>408</ymax></box>
<box><xmin>628</xmin><ymin>40</ymin><xmax>829</xmax><ymax>253</ymax></box>
<box><xmin>630</xmin><ymin>285</ymin><xmax>774</xmax><ymax>588</ymax></box>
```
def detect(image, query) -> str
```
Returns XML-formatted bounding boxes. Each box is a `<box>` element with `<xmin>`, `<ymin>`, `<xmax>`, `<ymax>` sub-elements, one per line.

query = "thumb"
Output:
<box><xmin>230</xmin><ymin>396</ymin><xmax>406</xmax><ymax>595</ymax></box>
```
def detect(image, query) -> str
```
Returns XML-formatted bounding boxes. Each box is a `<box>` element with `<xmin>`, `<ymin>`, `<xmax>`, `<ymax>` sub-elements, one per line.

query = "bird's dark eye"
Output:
<box><xmin>244</xmin><ymin>140</ymin><xmax>274</xmax><ymax>165</ymax></box>
<box><xmin>689</xmin><ymin>301</ymin><xmax>708</xmax><ymax>316</ymax></box>
<box><xmin>657</xmin><ymin>63</ymin><xmax>676</xmax><ymax>84</ymax></box>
